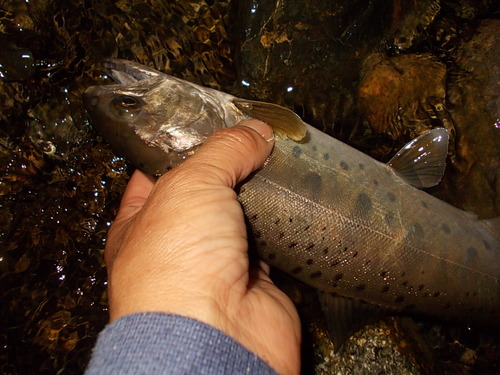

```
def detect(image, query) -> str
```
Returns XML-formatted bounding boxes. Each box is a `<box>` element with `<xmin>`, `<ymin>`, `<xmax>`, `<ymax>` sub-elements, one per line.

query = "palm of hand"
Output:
<box><xmin>104</xmin><ymin>122</ymin><xmax>301</xmax><ymax>375</ymax></box>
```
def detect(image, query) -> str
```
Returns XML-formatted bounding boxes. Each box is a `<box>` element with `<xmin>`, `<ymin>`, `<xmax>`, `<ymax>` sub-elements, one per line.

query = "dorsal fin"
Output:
<box><xmin>388</xmin><ymin>128</ymin><xmax>449</xmax><ymax>188</ymax></box>
<box><xmin>233</xmin><ymin>98</ymin><xmax>307</xmax><ymax>141</ymax></box>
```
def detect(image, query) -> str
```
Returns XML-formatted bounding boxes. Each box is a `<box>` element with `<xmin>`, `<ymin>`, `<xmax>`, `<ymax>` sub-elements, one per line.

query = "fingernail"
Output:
<box><xmin>241</xmin><ymin>119</ymin><xmax>274</xmax><ymax>142</ymax></box>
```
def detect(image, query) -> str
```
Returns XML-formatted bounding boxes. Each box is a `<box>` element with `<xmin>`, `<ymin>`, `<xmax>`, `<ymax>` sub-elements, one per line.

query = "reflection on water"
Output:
<box><xmin>0</xmin><ymin>0</ymin><xmax>498</xmax><ymax>374</ymax></box>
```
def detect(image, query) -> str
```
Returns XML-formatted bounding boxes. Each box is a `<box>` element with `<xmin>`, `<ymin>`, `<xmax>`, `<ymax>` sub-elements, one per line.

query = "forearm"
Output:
<box><xmin>85</xmin><ymin>313</ymin><xmax>278</xmax><ymax>375</ymax></box>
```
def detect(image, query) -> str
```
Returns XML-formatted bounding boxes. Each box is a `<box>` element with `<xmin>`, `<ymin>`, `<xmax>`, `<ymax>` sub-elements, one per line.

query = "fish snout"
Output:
<box><xmin>82</xmin><ymin>86</ymin><xmax>102</xmax><ymax>110</ymax></box>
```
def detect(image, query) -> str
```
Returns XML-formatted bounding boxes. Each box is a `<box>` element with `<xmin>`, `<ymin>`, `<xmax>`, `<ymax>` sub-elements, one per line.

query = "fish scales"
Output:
<box><xmin>83</xmin><ymin>59</ymin><xmax>499</xmax><ymax>328</ymax></box>
<box><xmin>240</xmin><ymin>125</ymin><xmax>499</xmax><ymax>322</ymax></box>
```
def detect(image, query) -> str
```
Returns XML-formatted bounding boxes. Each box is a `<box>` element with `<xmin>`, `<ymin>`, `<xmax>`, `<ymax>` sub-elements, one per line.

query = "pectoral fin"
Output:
<box><xmin>388</xmin><ymin>128</ymin><xmax>449</xmax><ymax>188</ymax></box>
<box><xmin>318</xmin><ymin>292</ymin><xmax>387</xmax><ymax>350</ymax></box>
<box><xmin>233</xmin><ymin>98</ymin><xmax>307</xmax><ymax>141</ymax></box>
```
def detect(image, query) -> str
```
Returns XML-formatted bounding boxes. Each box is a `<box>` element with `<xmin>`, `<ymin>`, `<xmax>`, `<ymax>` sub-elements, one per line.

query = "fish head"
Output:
<box><xmin>83</xmin><ymin>59</ymin><xmax>229</xmax><ymax>175</ymax></box>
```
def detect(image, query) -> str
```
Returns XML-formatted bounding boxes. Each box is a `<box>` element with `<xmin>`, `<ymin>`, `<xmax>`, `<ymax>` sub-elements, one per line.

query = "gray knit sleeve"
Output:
<box><xmin>85</xmin><ymin>313</ymin><xmax>279</xmax><ymax>375</ymax></box>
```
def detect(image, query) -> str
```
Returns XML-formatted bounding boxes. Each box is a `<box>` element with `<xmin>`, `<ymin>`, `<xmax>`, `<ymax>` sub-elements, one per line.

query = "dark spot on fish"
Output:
<box><xmin>343</xmin><ymin>247</ymin><xmax>349</xmax><ymax>252</ymax></box>
<box><xmin>291</xmin><ymin>266</ymin><xmax>303</xmax><ymax>274</ymax></box>
<box><xmin>356</xmin><ymin>193</ymin><xmax>372</xmax><ymax>214</ymax></box>
<box><xmin>356</xmin><ymin>284</ymin><xmax>366</xmax><ymax>291</ymax></box>
<box><xmin>289</xmin><ymin>217</ymin><xmax>293</xmax><ymax>223</ymax></box>
<box><xmin>483</xmin><ymin>240</ymin><xmax>491</xmax><ymax>250</ymax></box>
<box><xmin>306</xmin><ymin>259</ymin><xmax>314</xmax><ymax>265</ymax></box>
<box><xmin>417</xmin><ymin>284</ymin><xmax>425</xmax><ymax>291</ymax></box>
<box><xmin>441</xmin><ymin>223</ymin><xmax>451</xmax><ymax>234</ymax></box>
<box><xmin>443</xmin><ymin>303</ymin><xmax>451</xmax><ymax>310</ymax></box>
<box><xmin>359</xmin><ymin>163</ymin><xmax>365</xmax><ymax>170</ymax></box>
<box><xmin>400</xmin><ymin>272</ymin><xmax>406</xmax><ymax>277</ymax></box>
<box><xmin>332</xmin><ymin>283</ymin><xmax>338</xmax><ymax>288</ymax></box>
<box><xmin>274</xmin><ymin>218</ymin><xmax>281</xmax><ymax>225</ymax></box>
<box><xmin>340</xmin><ymin>161</ymin><xmax>349</xmax><ymax>170</ymax></box>
<box><xmin>421</xmin><ymin>201</ymin><xmax>428</xmax><ymax>208</ymax></box>
<box><xmin>249</xmin><ymin>214</ymin><xmax>258</xmax><ymax>221</ymax></box>
<box><xmin>472</xmin><ymin>291</ymin><xmax>478</xmax><ymax>297</ymax></box>
<box><xmin>433</xmin><ymin>291</ymin><xmax>441</xmax><ymax>297</ymax></box>
<box><xmin>466</xmin><ymin>247</ymin><xmax>478</xmax><ymax>265</ymax></box>
<box><xmin>334</xmin><ymin>273</ymin><xmax>343</xmax><ymax>281</ymax></box>
<box><xmin>401</xmin><ymin>281</ymin><xmax>408</xmax><ymax>287</ymax></box>
<box><xmin>278</xmin><ymin>232</ymin><xmax>285</xmax><ymax>239</ymax></box>
<box><xmin>240</xmin><ymin>186</ymin><xmax>246</xmax><ymax>193</ymax></box>
<box><xmin>381</xmin><ymin>285</ymin><xmax>390</xmax><ymax>293</ymax></box>
<box><xmin>267</xmin><ymin>253</ymin><xmax>276</xmax><ymax>260</ymax></box>
<box><xmin>352</xmin><ymin>251</ymin><xmax>358</xmax><ymax>258</ymax></box>
<box><xmin>310</xmin><ymin>271</ymin><xmax>322</xmax><ymax>279</ymax></box>
<box><xmin>288</xmin><ymin>242</ymin><xmax>297</xmax><ymax>248</ymax></box>
<box><xmin>254</xmin><ymin>231</ymin><xmax>261</xmax><ymax>238</ymax></box>
<box><xmin>395</xmin><ymin>296</ymin><xmax>405</xmax><ymax>303</ymax></box>
<box><xmin>364</xmin><ymin>260</ymin><xmax>371</xmax><ymax>266</ymax></box>
<box><xmin>330</xmin><ymin>259</ymin><xmax>340</xmax><ymax>267</ymax></box>
<box><xmin>323</xmin><ymin>248</ymin><xmax>329</xmax><ymax>255</ymax></box>
<box><xmin>312</xmin><ymin>145</ymin><xmax>317</xmax><ymax>152</ymax></box>
<box><xmin>387</xmin><ymin>192</ymin><xmax>396</xmax><ymax>202</ymax></box>
<box><xmin>259</xmin><ymin>241</ymin><xmax>267</xmax><ymax>247</ymax></box>
<box><xmin>303</xmin><ymin>225</ymin><xmax>310</xmax><ymax>231</ymax></box>
<box><xmin>292</xmin><ymin>146</ymin><xmax>302</xmax><ymax>157</ymax></box>
<box><xmin>306</xmin><ymin>243</ymin><xmax>315</xmax><ymax>250</ymax></box>
<box><xmin>380</xmin><ymin>271</ymin><xmax>388</xmax><ymax>278</ymax></box>
<box><xmin>403</xmin><ymin>304</ymin><xmax>416</xmax><ymax>311</ymax></box>
<box><xmin>421</xmin><ymin>270</ymin><xmax>425</xmax><ymax>275</ymax></box>
<box><xmin>410</xmin><ymin>223</ymin><xmax>424</xmax><ymax>237</ymax></box>
<box><xmin>323</xmin><ymin>153</ymin><xmax>330</xmax><ymax>160</ymax></box>
<box><xmin>321</xmin><ymin>226</ymin><xmax>327</xmax><ymax>231</ymax></box>
<box><xmin>385</xmin><ymin>212</ymin><xmax>395</xmax><ymax>225</ymax></box>
<box><xmin>373</xmin><ymin>180</ymin><xmax>379</xmax><ymax>186</ymax></box>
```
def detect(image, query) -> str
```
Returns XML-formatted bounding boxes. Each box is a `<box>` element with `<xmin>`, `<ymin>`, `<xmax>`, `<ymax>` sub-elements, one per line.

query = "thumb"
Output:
<box><xmin>172</xmin><ymin>119</ymin><xmax>275</xmax><ymax>188</ymax></box>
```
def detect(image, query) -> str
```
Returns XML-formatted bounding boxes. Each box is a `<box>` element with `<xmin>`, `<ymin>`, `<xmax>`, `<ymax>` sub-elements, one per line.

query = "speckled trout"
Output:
<box><xmin>83</xmin><ymin>60</ymin><xmax>499</xmax><ymax>336</ymax></box>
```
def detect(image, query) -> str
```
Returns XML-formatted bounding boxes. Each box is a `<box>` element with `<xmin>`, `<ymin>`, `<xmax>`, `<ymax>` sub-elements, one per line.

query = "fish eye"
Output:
<box><xmin>119</xmin><ymin>96</ymin><xmax>140</xmax><ymax>108</ymax></box>
<box><xmin>111</xmin><ymin>95</ymin><xmax>143</xmax><ymax>118</ymax></box>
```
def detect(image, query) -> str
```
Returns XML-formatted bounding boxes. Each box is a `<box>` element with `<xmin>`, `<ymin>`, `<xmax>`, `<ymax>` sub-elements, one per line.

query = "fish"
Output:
<box><xmin>83</xmin><ymin>59</ymin><xmax>499</xmax><ymax>344</ymax></box>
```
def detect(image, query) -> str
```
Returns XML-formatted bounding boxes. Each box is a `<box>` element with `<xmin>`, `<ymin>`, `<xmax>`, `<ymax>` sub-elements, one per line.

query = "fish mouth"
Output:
<box><xmin>82</xmin><ymin>85</ymin><xmax>101</xmax><ymax>111</ymax></box>
<box><xmin>102</xmin><ymin>59</ymin><xmax>161</xmax><ymax>85</ymax></box>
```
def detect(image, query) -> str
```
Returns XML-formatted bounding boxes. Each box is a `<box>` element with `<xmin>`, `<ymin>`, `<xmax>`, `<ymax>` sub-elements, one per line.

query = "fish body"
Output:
<box><xmin>84</xmin><ymin>60</ymin><xmax>499</xmax><ymax>328</ymax></box>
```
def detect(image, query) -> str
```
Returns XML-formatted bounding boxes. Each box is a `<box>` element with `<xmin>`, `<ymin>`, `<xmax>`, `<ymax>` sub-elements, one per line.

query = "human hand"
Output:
<box><xmin>104</xmin><ymin>119</ymin><xmax>301</xmax><ymax>375</ymax></box>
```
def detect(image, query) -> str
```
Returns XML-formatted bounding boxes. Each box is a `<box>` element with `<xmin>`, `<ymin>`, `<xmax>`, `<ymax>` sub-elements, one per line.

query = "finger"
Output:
<box><xmin>172</xmin><ymin>119</ymin><xmax>275</xmax><ymax>188</ymax></box>
<box><xmin>116</xmin><ymin>169</ymin><xmax>156</xmax><ymax>221</ymax></box>
<box><xmin>259</xmin><ymin>260</ymin><xmax>271</xmax><ymax>276</ymax></box>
